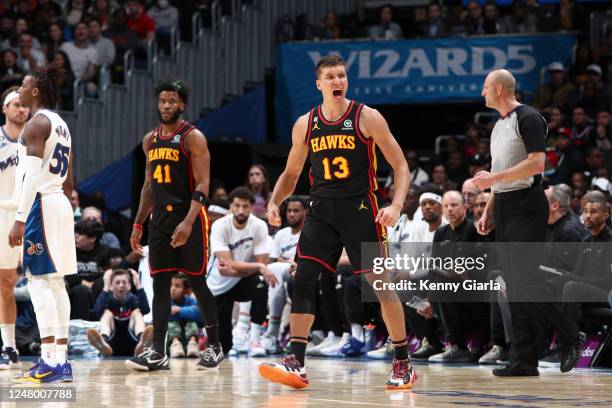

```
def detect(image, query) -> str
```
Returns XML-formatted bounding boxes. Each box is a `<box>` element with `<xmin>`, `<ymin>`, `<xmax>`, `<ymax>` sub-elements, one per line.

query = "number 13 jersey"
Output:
<box><xmin>305</xmin><ymin>100</ymin><xmax>378</xmax><ymax>199</ymax></box>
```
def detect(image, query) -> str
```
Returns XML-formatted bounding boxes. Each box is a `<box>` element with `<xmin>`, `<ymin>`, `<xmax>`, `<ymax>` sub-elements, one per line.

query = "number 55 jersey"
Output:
<box><xmin>18</xmin><ymin>109</ymin><xmax>77</xmax><ymax>277</ymax></box>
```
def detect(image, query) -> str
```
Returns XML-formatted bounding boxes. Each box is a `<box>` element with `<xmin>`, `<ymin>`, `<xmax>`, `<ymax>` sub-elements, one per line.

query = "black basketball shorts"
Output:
<box><xmin>296</xmin><ymin>193</ymin><xmax>388</xmax><ymax>274</ymax></box>
<box><xmin>148</xmin><ymin>206</ymin><xmax>209</xmax><ymax>276</ymax></box>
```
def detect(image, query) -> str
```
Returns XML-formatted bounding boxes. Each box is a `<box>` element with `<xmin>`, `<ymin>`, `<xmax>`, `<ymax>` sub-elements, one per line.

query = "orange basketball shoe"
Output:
<box><xmin>385</xmin><ymin>359</ymin><xmax>417</xmax><ymax>390</ymax></box>
<box><xmin>259</xmin><ymin>354</ymin><xmax>309</xmax><ymax>389</ymax></box>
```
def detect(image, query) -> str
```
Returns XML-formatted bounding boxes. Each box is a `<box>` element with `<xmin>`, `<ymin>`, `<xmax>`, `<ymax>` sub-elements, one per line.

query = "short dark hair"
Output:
<box><xmin>229</xmin><ymin>186</ymin><xmax>255</xmax><ymax>204</ymax></box>
<box><xmin>75</xmin><ymin>218</ymin><xmax>104</xmax><ymax>241</ymax></box>
<box><xmin>154</xmin><ymin>79</ymin><xmax>190</xmax><ymax>105</ymax></box>
<box><xmin>286</xmin><ymin>196</ymin><xmax>307</xmax><ymax>209</ymax></box>
<box><xmin>315</xmin><ymin>55</ymin><xmax>346</xmax><ymax>78</ymax></box>
<box><xmin>583</xmin><ymin>191</ymin><xmax>609</xmax><ymax>210</ymax></box>
<box><xmin>110</xmin><ymin>269</ymin><xmax>130</xmax><ymax>283</ymax></box>
<box><xmin>171</xmin><ymin>272</ymin><xmax>190</xmax><ymax>290</ymax></box>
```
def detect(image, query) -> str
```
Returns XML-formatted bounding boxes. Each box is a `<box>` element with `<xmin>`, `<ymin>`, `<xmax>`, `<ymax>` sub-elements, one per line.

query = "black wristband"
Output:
<box><xmin>192</xmin><ymin>190</ymin><xmax>209</xmax><ymax>206</ymax></box>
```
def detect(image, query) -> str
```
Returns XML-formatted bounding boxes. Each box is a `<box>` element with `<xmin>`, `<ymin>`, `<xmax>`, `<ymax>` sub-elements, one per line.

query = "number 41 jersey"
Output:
<box><xmin>306</xmin><ymin>100</ymin><xmax>378</xmax><ymax>199</ymax></box>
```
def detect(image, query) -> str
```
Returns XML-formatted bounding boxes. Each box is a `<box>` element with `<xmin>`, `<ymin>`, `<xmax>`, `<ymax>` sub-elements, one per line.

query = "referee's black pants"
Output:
<box><xmin>494</xmin><ymin>185</ymin><xmax>579</xmax><ymax>368</ymax></box>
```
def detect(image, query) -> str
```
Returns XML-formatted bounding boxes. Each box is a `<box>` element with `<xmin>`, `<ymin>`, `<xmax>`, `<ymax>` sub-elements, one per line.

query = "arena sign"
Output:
<box><xmin>275</xmin><ymin>34</ymin><xmax>576</xmax><ymax>142</ymax></box>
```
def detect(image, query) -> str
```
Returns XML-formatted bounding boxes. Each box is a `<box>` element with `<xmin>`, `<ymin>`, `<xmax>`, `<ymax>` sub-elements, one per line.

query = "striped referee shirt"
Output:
<box><xmin>490</xmin><ymin>105</ymin><xmax>547</xmax><ymax>193</ymax></box>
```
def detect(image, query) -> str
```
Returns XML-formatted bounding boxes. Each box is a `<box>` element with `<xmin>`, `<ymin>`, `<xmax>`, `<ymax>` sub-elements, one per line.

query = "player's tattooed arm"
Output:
<box><xmin>134</xmin><ymin>131</ymin><xmax>154</xmax><ymax>225</ymax></box>
<box><xmin>359</xmin><ymin>106</ymin><xmax>410</xmax><ymax>227</ymax></box>
<box><xmin>267</xmin><ymin>113</ymin><xmax>310</xmax><ymax>226</ymax></box>
<box><xmin>170</xmin><ymin>128</ymin><xmax>209</xmax><ymax>248</ymax></box>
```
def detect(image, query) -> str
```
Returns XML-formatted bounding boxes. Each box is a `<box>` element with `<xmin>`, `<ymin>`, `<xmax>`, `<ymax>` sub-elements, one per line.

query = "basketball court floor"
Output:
<box><xmin>2</xmin><ymin>357</ymin><xmax>612</xmax><ymax>407</ymax></box>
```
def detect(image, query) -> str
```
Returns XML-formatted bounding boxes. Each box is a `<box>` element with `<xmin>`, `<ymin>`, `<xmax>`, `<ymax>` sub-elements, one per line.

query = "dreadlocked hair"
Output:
<box><xmin>29</xmin><ymin>60</ymin><xmax>66</xmax><ymax>108</ymax></box>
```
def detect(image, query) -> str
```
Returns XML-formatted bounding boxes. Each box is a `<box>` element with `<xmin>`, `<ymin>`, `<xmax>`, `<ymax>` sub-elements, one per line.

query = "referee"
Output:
<box><xmin>473</xmin><ymin>69</ymin><xmax>585</xmax><ymax>377</ymax></box>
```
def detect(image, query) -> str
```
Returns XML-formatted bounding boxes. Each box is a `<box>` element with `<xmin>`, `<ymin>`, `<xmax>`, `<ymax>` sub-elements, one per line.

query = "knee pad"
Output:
<box><xmin>291</xmin><ymin>261</ymin><xmax>321</xmax><ymax>315</ymax></box>
<box><xmin>27</xmin><ymin>278</ymin><xmax>58</xmax><ymax>338</ymax></box>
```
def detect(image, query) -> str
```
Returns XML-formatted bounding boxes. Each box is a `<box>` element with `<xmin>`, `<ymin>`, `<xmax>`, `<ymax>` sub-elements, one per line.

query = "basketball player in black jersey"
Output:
<box><xmin>126</xmin><ymin>80</ymin><xmax>223</xmax><ymax>371</ymax></box>
<box><xmin>259</xmin><ymin>55</ymin><xmax>417</xmax><ymax>390</ymax></box>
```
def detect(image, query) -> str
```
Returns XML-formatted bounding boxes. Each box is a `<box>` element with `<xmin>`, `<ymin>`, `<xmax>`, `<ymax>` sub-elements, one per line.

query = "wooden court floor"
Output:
<box><xmin>1</xmin><ymin>357</ymin><xmax>612</xmax><ymax>407</ymax></box>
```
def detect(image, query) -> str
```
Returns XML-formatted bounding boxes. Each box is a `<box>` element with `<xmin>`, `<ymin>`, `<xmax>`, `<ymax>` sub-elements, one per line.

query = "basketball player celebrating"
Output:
<box><xmin>8</xmin><ymin>62</ymin><xmax>76</xmax><ymax>383</ymax></box>
<box><xmin>126</xmin><ymin>80</ymin><xmax>223</xmax><ymax>371</ymax></box>
<box><xmin>259</xmin><ymin>55</ymin><xmax>417</xmax><ymax>390</ymax></box>
<box><xmin>0</xmin><ymin>87</ymin><xmax>28</xmax><ymax>370</ymax></box>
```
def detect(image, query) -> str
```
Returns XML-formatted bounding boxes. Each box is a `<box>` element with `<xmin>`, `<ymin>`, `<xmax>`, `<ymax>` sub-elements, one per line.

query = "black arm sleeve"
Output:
<box><xmin>517</xmin><ymin>107</ymin><xmax>547</xmax><ymax>154</ymax></box>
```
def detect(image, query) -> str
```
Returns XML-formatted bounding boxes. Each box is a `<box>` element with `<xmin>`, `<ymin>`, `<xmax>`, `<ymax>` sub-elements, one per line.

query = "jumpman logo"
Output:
<box><xmin>312</xmin><ymin>123</ymin><xmax>320</xmax><ymax>131</ymax></box>
<box><xmin>358</xmin><ymin>201</ymin><xmax>368</xmax><ymax>211</ymax></box>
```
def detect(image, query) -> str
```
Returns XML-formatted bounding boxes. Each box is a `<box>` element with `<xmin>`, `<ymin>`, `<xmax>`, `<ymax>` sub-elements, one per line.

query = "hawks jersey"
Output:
<box><xmin>146</xmin><ymin>121</ymin><xmax>197</xmax><ymax>210</ymax></box>
<box><xmin>305</xmin><ymin>100</ymin><xmax>378</xmax><ymax>199</ymax></box>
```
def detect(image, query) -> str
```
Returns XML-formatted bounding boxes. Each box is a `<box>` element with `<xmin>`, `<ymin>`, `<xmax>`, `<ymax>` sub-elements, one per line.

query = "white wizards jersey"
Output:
<box><xmin>0</xmin><ymin>127</ymin><xmax>20</xmax><ymax>208</ymax></box>
<box><xmin>17</xmin><ymin>109</ymin><xmax>72</xmax><ymax>197</ymax></box>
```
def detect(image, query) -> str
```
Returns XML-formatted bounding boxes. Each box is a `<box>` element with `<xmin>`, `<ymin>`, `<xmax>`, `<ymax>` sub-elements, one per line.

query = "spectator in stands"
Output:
<box><xmin>446</xmin><ymin>2</ymin><xmax>466</xmax><ymax>37</ymax></box>
<box><xmin>463</xmin><ymin>124</ymin><xmax>482</xmax><ymax>158</ymax></box>
<box><xmin>547</xmin><ymin>107</ymin><xmax>566</xmax><ymax>139</ymax></box>
<box><xmin>61</xmin><ymin>21</ymin><xmax>100</xmax><ymax>95</ymax></box>
<box><xmin>168</xmin><ymin>273</ymin><xmax>202</xmax><ymax>358</ymax></box>
<box><xmin>569</xmin><ymin>44</ymin><xmax>595</xmax><ymax>85</ymax></box>
<box><xmin>126</xmin><ymin>0</ymin><xmax>156</xmax><ymax>45</ymax></box>
<box><xmin>405</xmin><ymin>149</ymin><xmax>429</xmax><ymax>187</ymax></box>
<box><xmin>419</xmin><ymin>2</ymin><xmax>448</xmax><ymax>38</ymax></box>
<box><xmin>465</xmin><ymin>0</ymin><xmax>485</xmax><ymax>36</ymax></box>
<box><xmin>369</xmin><ymin>4</ymin><xmax>403</xmax><ymax>40</ymax></box>
<box><xmin>547</xmin><ymin>130</ymin><xmax>584</xmax><ymax>185</ymax></box>
<box><xmin>147</xmin><ymin>0</ymin><xmax>179</xmax><ymax>53</ymax></box>
<box><xmin>211</xmin><ymin>183</ymin><xmax>229</xmax><ymax>201</ymax></box>
<box><xmin>71</xmin><ymin>190</ymin><xmax>82</xmax><ymax>220</ymax></box>
<box><xmin>502</xmin><ymin>0</ymin><xmax>537</xmax><ymax>33</ymax></box>
<box><xmin>42</xmin><ymin>23</ymin><xmax>65</xmax><ymax>64</ymax></box>
<box><xmin>245</xmin><ymin>164</ymin><xmax>270</xmax><ymax>220</ymax></box>
<box><xmin>103</xmin><ymin>7</ymin><xmax>141</xmax><ymax>82</ymax></box>
<box><xmin>319</xmin><ymin>11</ymin><xmax>342</xmax><ymax>40</ymax></box>
<box><xmin>53</xmin><ymin>51</ymin><xmax>76</xmax><ymax>111</ymax></box>
<box><xmin>68</xmin><ymin>218</ymin><xmax>124</xmax><ymax>320</ymax></box>
<box><xmin>482</xmin><ymin>1</ymin><xmax>506</xmax><ymax>35</ymax></box>
<box><xmin>545</xmin><ymin>186</ymin><xmax>587</xmax><ymax>248</ymax></box>
<box><xmin>571</xmin><ymin>188</ymin><xmax>586</xmax><ymax>215</ymax></box>
<box><xmin>207</xmin><ymin>198</ymin><xmax>230</xmax><ymax>225</ymax></box>
<box><xmin>571</xmin><ymin>171</ymin><xmax>587</xmax><ymax>191</ymax></box>
<box><xmin>534</xmin><ymin>62</ymin><xmax>577</xmax><ymax>111</ymax></box>
<box><xmin>586</xmin><ymin>64</ymin><xmax>606</xmax><ymax>91</ymax></box>
<box><xmin>555</xmin><ymin>0</ymin><xmax>588</xmax><ymax>33</ymax></box>
<box><xmin>1</xmin><ymin>17</ymin><xmax>42</xmax><ymax>53</ymax></box>
<box><xmin>584</xmin><ymin>147</ymin><xmax>604</xmax><ymax>183</ymax></box>
<box><xmin>431</xmin><ymin>163</ymin><xmax>456</xmax><ymax>192</ymax></box>
<box><xmin>16</xmin><ymin>33</ymin><xmax>46</xmax><ymax>73</ymax></box>
<box><xmin>32</xmin><ymin>2</ymin><xmax>62</xmax><ymax>41</ymax></box>
<box><xmin>0</xmin><ymin>14</ymin><xmax>15</xmax><ymax>42</ymax></box>
<box><xmin>88</xmin><ymin>269</ymin><xmax>152</xmax><ymax>357</ymax></box>
<box><xmin>88</xmin><ymin>18</ymin><xmax>116</xmax><ymax>67</ymax></box>
<box><xmin>66</xmin><ymin>0</ymin><xmax>88</xmax><ymax>27</ymax></box>
<box><xmin>592</xmin><ymin>108</ymin><xmax>611</xmax><ymax>151</ymax></box>
<box><xmin>569</xmin><ymin>106</ymin><xmax>594</xmax><ymax>149</ymax></box>
<box><xmin>88</xmin><ymin>0</ymin><xmax>118</xmax><ymax>30</ymax></box>
<box><xmin>461</xmin><ymin>179</ymin><xmax>480</xmax><ymax>218</ymax></box>
<box><xmin>565</xmin><ymin>81</ymin><xmax>610</xmax><ymax>119</ymax></box>
<box><xmin>0</xmin><ymin>50</ymin><xmax>25</xmax><ymax>92</ymax></box>
<box><xmin>446</xmin><ymin>151</ymin><xmax>469</xmax><ymax>187</ymax></box>
<box><xmin>81</xmin><ymin>206</ymin><xmax>121</xmax><ymax>249</ymax></box>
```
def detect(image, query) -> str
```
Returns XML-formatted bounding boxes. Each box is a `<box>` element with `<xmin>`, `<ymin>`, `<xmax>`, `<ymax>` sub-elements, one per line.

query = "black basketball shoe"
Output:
<box><xmin>197</xmin><ymin>343</ymin><xmax>224</xmax><ymax>370</ymax></box>
<box><xmin>125</xmin><ymin>347</ymin><xmax>169</xmax><ymax>371</ymax></box>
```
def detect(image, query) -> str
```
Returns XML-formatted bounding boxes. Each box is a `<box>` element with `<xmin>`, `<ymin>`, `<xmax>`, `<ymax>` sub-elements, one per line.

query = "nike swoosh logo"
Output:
<box><xmin>34</xmin><ymin>371</ymin><xmax>52</xmax><ymax>379</ymax></box>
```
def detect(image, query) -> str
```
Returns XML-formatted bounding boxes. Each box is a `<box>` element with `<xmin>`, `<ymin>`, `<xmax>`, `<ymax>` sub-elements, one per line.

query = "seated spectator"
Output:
<box><xmin>208</xmin><ymin>198</ymin><xmax>230</xmax><ymax>225</ymax></box>
<box><xmin>569</xmin><ymin>44</ymin><xmax>594</xmax><ymax>85</ymax></box>
<box><xmin>482</xmin><ymin>1</ymin><xmax>506</xmax><ymax>35</ymax></box>
<box><xmin>569</xmin><ymin>106</ymin><xmax>594</xmax><ymax>149</ymax></box>
<box><xmin>463</xmin><ymin>124</ymin><xmax>482</xmax><ymax>158</ymax></box>
<box><xmin>570</xmin><ymin>171</ymin><xmax>587</xmax><ymax>191</ymax></box>
<box><xmin>571</xmin><ymin>187</ymin><xmax>586</xmax><ymax>215</ymax></box>
<box><xmin>318</xmin><ymin>11</ymin><xmax>342</xmax><ymax>40</ymax></box>
<box><xmin>592</xmin><ymin>108</ymin><xmax>611</xmax><ymax>151</ymax></box>
<box><xmin>447</xmin><ymin>151</ymin><xmax>469</xmax><ymax>187</ymax></box>
<box><xmin>0</xmin><ymin>14</ymin><xmax>15</xmax><ymax>42</ymax></box>
<box><xmin>565</xmin><ymin>81</ymin><xmax>610</xmax><ymax>119</ymax></box>
<box><xmin>71</xmin><ymin>190</ymin><xmax>82</xmax><ymax>220</ymax></box>
<box><xmin>431</xmin><ymin>163</ymin><xmax>457</xmax><ymax>192</ymax></box>
<box><xmin>205</xmin><ymin>187</ymin><xmax>277</xmax><ymax>355</ymax></box>
<box><xmin>88</xmin><ymin>269</ymin><xmax>152</xmax><ymax>357</ymax></box>
<box><xmin>419</xmin><ymin>2</ymin><xmax>448</xmax><ymax>38</ymax></box>
<box><xmin>53</xmin><ymin>51</ymin><xmax>77</xmax><ymax>111</ymax></box>
<box><xmin>210</xmin><ymin>182</ymin><xmax>229</xmax><ymax>201</ymax></box>
<box><xmin>81</xmin><ymin>206</ymin><xmax>121</xmax><ymax>249</ymax></box>
<box><xmin>547</xmin><ymin>107</ymin><xmax>566</xmax><ymax>140</ymax></box>
<box><xmin>461</xmin><ymin>179</ymin><xmax>480</xmax><ymax>219</ymax></box>
<box><xmin>0</xmin><ymin>50</ymin><xmax>25</xmax><ymax>92</ymax></box>
<box><xmin>42</xmin><ymin>23</ymin><xmax>65</xmax><ymax>63</ymax></box>
<box><xmin>60</xmin><ymin>22</ymin><xmax>100</xmax><ymax>95</ymax></box>
<box><xmin>103</xmin><ymin>7</ymin><xmax>141</xmax><ymax>82</ymax></box>
<box><xmin>546</xmin><ymin>130</ymin><xmax>584</xmax><ymax>185</ymax></box>
<box><xmin>555</xmin><ymin>0</ymin><xmax>588</xmax><ymax>33</ymax></box>
<box><xmin>584</xmin><ymin>147</ymin><xmax>604</xmax><ymax>183</ymax></box>
<box><xmin>168</xmin><ymin>273</ymin><xmax>202</xmax><ymax>358</ymax></box>
<box><xmin>245</xmin><ymin>164</ymin><xmax>271</xmax><ymax>220</ymax></box>
<box><xmin>534</xmin><ymin>62</ymin><xmax>577</xmax><ymax>111</ymax></box>
<box><xmin>67</xmin><ymin>218</ymin><xmax>124</xmax><ymax>320</ymax></box>
<box><xmin>369</xmin><ymin>4</ymin><xmax>403</xmax><ymax>40</ymax></box>
<box><xmin>148</xmin><ymin>0</ymin><xmax>179</xmax><ymax>54</ymax></box>
<box><xmin>126</xmin><ymin>0</ymin><xmax>156</xmax><ymax>45</ymax></box>
<box><xmin>586</xmin><ymin>64</ymin><xmax>606</xmax><ymax>92</ymax></box>
<box><xmin>446</xmin><ymin>2</ymin><xmax>466</xmax><ymax>37</ymax></box>
<box><xmin>465</xmin><ymin>0</ymin><xmax>485</xmax><ymax>36</ymax></box>
<box><xmin>502</xmin><ymin>0</ymin><xmax>537</xmax><ymax>34</ymax></box>
<box><xmin>405</xmin><ymin>149</ymin><xmax>430</xmax><ymax>187</ymax></box>
<box><xmin>1</xmin><ymin>17</ymin><xmax>42</xmax><ymax>52</ymax></box>
<box><xmin>32</xmin><ymin>2</ymin><xmax>62</xmax><ymax>41</ymax></box>
<box><xmin>16</xmin><ymin>33</ymin><xmax>46</xmax><ymax>73</ymax></box>
<box><xmin>88</xmin><ymin>0</ymin><xmax>119</xmax><ymax>30</ymax></box>
<box><xmin>88</xmin><ymin>18</ymin><xmax>116</xmax><ymax>67</ymax></box>
<box><xmin>66</xmin><ymin>0</ymin><xmax>88</xmax><ymax>27</ymax></box>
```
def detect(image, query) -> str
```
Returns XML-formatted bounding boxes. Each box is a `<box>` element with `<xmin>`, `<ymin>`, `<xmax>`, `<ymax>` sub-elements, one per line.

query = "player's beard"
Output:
<box><xmin>233</xmin><ymin>214</ymin><xmax>248</xmax><ymax>225</ymax></box>
<box><xmin>287</xmin><ymin>219</ymin><xmax>302</xmax><ymax>229</ymax></box>
<box><xmin>158</xmin><ymin>108</ymin><xmax>182</xmax><ymax>125</ymax></box>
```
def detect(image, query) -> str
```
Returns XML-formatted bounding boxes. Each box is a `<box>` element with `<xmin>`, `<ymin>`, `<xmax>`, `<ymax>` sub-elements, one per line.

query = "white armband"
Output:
<box><xmin>15</xmin><ymin>156</ymin><xmax>44</xmax><ymax>223</ymax></box>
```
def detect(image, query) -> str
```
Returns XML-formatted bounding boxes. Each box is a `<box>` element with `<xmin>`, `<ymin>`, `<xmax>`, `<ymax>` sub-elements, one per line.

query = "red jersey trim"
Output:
<box><xmin>158</xmin><ymin>121</ymin><xmax>188</xmax><ymax>140</ymax></box>
<box><xmin>317</xmin><ymin>100</ymin><xmax>354</xmax><ymax>126</ymax></box>
<box><xmin>304</xmin><ymin>109</ymin><xmax>315</xmax><ymax>145</ymax></box>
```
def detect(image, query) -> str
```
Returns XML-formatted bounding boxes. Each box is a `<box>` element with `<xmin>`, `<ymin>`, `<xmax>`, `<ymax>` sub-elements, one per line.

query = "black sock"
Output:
<box><xmin>206</xmin><ymin>324</ymin><xmax>220</xmax><ymax>346</ymax></box>
<box><xmin>152</xmin><ymin>274</ymin><xmax>172</xmax><ymax>355</ymax></box>
<box><xmin>290</xmin><ymin>337</ymin><xmax>308</xmax><ymax>366</ymax></box>
<box><xmin>392</xmin><ymin>338</ymin><xmax>409</xmax><ymax>361</ymax></box>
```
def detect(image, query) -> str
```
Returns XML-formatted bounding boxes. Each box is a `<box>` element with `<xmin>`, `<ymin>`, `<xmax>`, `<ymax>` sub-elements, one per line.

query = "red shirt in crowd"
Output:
<box><xmin>127</xmin><ymin>6</ymin><xmax>155</xmax><ymax>39</ymax></box>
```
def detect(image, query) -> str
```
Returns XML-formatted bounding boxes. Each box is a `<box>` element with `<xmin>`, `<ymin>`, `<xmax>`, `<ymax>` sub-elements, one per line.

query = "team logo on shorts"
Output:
<box><xmin>342</xmin><ymin>120</ymin><xmax>353</xmax><ymax>130</ymax></box>
<box><xmin>26</xmin><ymin>241</ymin><xmax>44</xmax><ymax>256</ymax></box>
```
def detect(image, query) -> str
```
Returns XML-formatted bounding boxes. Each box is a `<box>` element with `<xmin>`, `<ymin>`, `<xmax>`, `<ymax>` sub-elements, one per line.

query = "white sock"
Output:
<box><xmin>351</xmin><ymin>324</ymin><xmax>364</xmax><ymax>342</ymax></box>
<box><xmin>0</xmin><ymin>324</ymin><xmax>16</xmax><ymax>349</ymax></box>
<box><xmin>249</xmin><ymin>323</ymin><xmax>262</xmax><ymax>342</ymax></box>
<box><xmin>56</xmin><ymin>343</ymin><xmax>68</xmax><ymax>365</ymax></box>
<box><xmin>236</xmin><ymin>314</ymin><xmax>250</xmax><ymax>333</ymax></box>
<box><xmin>41</xmin><ymin>343</ymin><xmax>56</xmax><ymax>366</ymax></box>
<box><xmin>266</xmin><ymin>318</ymin><xmax>281</xmax><ymax>337</ymax></box>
